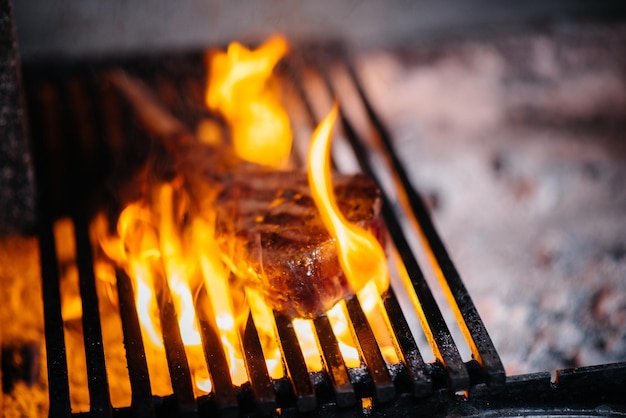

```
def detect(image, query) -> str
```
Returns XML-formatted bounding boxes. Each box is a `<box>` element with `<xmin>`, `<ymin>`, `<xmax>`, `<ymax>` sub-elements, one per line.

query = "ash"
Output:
<box><xmin>358</xmin><ymin>23</ymin><xmax>626</xmax><ymax>374</ymax></box>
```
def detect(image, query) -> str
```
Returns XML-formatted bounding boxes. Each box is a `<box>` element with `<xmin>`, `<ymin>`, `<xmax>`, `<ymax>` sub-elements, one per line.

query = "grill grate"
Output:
<box><xmin>22</xmin><ymin>44</ymin><xmax>626</xmax><ymax>417</ymax></box>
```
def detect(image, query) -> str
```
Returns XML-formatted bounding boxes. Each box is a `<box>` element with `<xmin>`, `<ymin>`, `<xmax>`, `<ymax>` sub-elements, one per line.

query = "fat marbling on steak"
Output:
<box><xmin>213</xmin><ymin>168</ymin><xmax>384</xmax><ymax>319</ymax></box>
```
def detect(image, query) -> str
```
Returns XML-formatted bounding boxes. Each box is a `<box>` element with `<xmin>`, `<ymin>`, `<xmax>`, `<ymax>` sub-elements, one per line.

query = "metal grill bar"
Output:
<box><xmin>153</xmin><ymin>273</ymin><xmax>197</xmax><ymax>415</ymax></box>
<box><xmin>381</xmin><ymin>288</ymin><xmax>431</xmax><ymax>396</ymax></box>
<box><xmin>335</xmin><ymin>92</ymin><xmax>470</xmax><ymax>391</ymax></box>
<box><xmin>73</xmin><ymin>215</ymin><xmax>112</xmax><ymax>417</ymax></box>
<box><xmin>59</xmin><ymin>77</ymin><xmax>113</xmax><ymax>417</ymax></box>
<box><xmin>22</xmin><ymin>44</ymin><xmax>510</xmax><ymax>416</ymax></box>
<box><xmin>25</xmin><ymin>74</ymin><xmax>73</xmax><ymax>417</ymax></box>
<box><xmin>241</xmin><ymin>315</ymin><xmax>276</xmax><ymax>416</ymax></box>
<box><xmin>284</xmin><ymin>51</ymin><xmax>469</xmax><ymax>391</ymax></box>
<box><xmin>195</xmin><ymin>285</ymin><xmax>238</xmax><ymax>416</ymax></box>
<box><xmin>115</xmin><ymin>268</ymin><xmax>155</xmax><ymax>418</ymax></box>
<box><xmin>63</xmin><ymin>73</ymin><xmax>112</xmax><ymax>417</ymax></box>
<box><xmin>99</xmin><ymin>77</ymin><xmax>155</xmax><ymax>417</ymax></box>
<box><xmin>313</xmin><ymin>315</ymin><xmax>356</xmax><ymax>407</ymax></box>
<box><xmin>38</xmin><ymin>222</ymin><xmax>73</xmax><ymax>418</ymax></box>
<box><xmin>345</xmin><ymin>298</ymin><xmax>395</xmax><ymax>403</ymax></box>
<box><xmin>344</xmin><ymin>60</ymin><xmax>506</xmax><ymax>386</ymax></box>
<box><xmin>273</xmin><ymin>313</ymin><xmax>317</xmax><ymax>412</ymax></box>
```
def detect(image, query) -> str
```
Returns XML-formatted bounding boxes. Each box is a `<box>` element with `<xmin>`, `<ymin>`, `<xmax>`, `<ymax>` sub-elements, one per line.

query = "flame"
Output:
<box><xmin>157</xmin><ymin>183</ymin><xmax>202</xmax><ymax>347</ymax></box>
<box><xmin>97</xmin><ymin>179</ymin><xmax>256</xmax><ymax>397</ymax></box>
<box><xmin>307</xmin><ymin>104</ymin><xmax>389</xmax><ymax>295</ymax></box>
<box><xmin>327</xmin><ymin>303</ymin><xmax>361</xmax><ymax>368</ymax></box>
<box><xmin>245</xmin><ymin>288</ymin><xmax>285</xmax><ymax>379</ymax></box>
<box><xmin>192</xmin><ymin>215</ymin><xmax>249</xmax><ymax>385</ymax></box>
<box><xmin>305</xmin><ymin>105</ymin><xmax>398</xmax><ymax>367</ymax></box>
<box><xmin>54</xmin><ymin>218</ymin><xmax>89</xmax><ymax>411</ymax></box>
<box><xmin>293</xmin><ymin>319</ymin><xmax>322</xmax><ymax>371</ymax></box>
<box><xmin>112</xmin><ymin>203</ymin><xmax>164</xmax><ymax>348</ymax></box>
<box><xmin>205</xmin><ymin>34</ymin><xmax>292</xmax><ymax>167</ymax></box>
<box><xmin>79</xmin><ymin>37</ymin><xmax>402</xmax><ymax>406</ymax></box>
<box><xmin>86</xmin><ymin>115</ymin><xmax>401</xmax><ymax>404</ymax></box>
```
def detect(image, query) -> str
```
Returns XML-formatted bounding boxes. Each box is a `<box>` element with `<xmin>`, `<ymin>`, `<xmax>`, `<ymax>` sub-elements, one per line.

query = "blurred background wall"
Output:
<box><xmin>13</xmin><ymin>0</ymin><xmax>626</xmax><ymax>59</ymax></box>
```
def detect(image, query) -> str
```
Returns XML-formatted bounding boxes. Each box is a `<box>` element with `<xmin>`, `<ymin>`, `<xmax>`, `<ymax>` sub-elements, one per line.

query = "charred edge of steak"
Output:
<box><xmin>214</xmin><ymin>169</ymin><xmax>384</xmax><ymax>319</ymax></box>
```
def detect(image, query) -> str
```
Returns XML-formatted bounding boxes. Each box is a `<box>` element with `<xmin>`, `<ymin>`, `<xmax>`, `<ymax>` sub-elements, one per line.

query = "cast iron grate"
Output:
<box><xmin>22</xmin><ymin>43</ymin><xmax>626</xmax><ymax>417</ymax></box>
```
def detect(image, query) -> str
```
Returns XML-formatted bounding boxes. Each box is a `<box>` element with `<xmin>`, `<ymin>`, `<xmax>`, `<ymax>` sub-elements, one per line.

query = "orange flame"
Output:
<box><xmin>205</xmin><ymin>34</ymin><xmax>292</xmax><ymax>167</ymax></box>
<box><xmin>191</xmin><ymin>215</ymin><xmax>249</xmax><ymax>384</ymax></box>
<box><xmin>98</xmin><ymin>179</ymin><xmax>258</xmax><ymax>396</ymax></box>
<box><xmin>307</xmin><ymin>104</ymin><xmax>389</xmax><ymax>295</ymax></box>
<box><xmin>84</xmin><ymin>38</ymin><xmax>402</xmax><ymax>406</ymax></box>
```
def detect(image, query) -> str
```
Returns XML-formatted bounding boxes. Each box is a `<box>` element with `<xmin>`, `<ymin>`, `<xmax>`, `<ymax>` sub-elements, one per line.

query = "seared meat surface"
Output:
<box><xmin>108</xmin><ymin>71</ymin><xmax>385</xmax><ymax>319</ymax></box>
<box><xmin>163</xmin><ymin>143</ymin><xmax>384</xmax><ymax>318</ymax></box>
<box><xmin>214</xmin><ymin>169</ymin><xmax>384</xmax><ymax>319</ymax></box>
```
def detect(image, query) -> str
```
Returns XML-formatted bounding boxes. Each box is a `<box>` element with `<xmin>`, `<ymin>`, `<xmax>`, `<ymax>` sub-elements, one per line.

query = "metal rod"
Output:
<box><xmin>154</xmin><ymin>272</ymin><xmax>197</xmax><ymax>415</ymax></box>
<box><xmin>115</xmin><ymin>268</ymin><xmax>156</xmax><ymax>418</ymax></box>
<box><xmin>381</xmin><ymin>288</ymin><xmax>431</xmax><ymax>396</ymax></box>
<box><xmin>39</xmin><ymin>222</ymin><xmax>73</xmax><ymax>417</ymax></box>
<box><xmin>313</xmin><ymin>315</ymin><xmax>357</xmax><ymax>407</ymax></box>
<box><xmin>105</xmin><ymin>79</ymin><xmax>155</xmax><ymax>417</ymax></box>
<box><xmin>345</xmin><ymin>298</ymin><xmax>395</xmax><ymax>403</ymax></box>
<box><xmin>195</xmin><ymin>285</ymin><xmax>238</xmax><ymax>416</ymax></box>
<box><xmin>392</xmin><ymin>200</ymin><xmax>473</xmax><ymax>389</ymax></box>
<box><xmin>273</xmin><ymin>313</ymin><xmax>316</xmax><ymax>412</ymax></box>
<box><xmin>241</xmin><ymin>314</ymin><xmax>277</xmax><ymax>416</ymax></box>
<box><xmin>344</xmin><ymin>59</ymin><xmax>505</xmax><ymax>386</ymax></box>
<box><xmin>25</xmin><ymin>74</ymin><xmax>73</xmax><ymax>418</ymax></box>
<box><xmin>73</xmin><ymin>215</ymin><xmax>113</xmax><ymax>417</ymax></box>
<box><xmin>310</xmin><ymin>58</ymin><xmax>470</xmax><ymax>391</ymax></box>
<box><xmin>58</xmin><ymin>72</ymin><xmax>113</xmax><ymax>416</ymax></box>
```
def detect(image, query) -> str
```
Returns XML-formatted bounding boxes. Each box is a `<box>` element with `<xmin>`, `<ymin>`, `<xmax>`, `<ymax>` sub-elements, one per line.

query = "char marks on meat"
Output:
<box><xmin>108</xmin><ymin>71</ymin><xmax>385</xmax><ymax>319</ymax></box>
<box><xmin>214</xmin><ymin>169</ymin><xmax>384</xmax><ymax>319</ymax></box>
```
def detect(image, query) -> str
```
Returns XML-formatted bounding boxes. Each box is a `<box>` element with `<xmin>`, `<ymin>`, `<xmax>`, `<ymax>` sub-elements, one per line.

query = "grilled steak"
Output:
<box><xmin>109</xmin><ymin>71</ymin><xmax>385</xmax><ymax>319</ymax></box>
<box><xmin>213</xmin><ymin>169</ymin><xmax>384</xmax><ymax>319</ymax></box>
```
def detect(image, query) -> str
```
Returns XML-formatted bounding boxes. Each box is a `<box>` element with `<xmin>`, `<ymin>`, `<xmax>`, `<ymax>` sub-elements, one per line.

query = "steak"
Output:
<box><xmin>108</xmin><ymin>70</ymin><xmax>385</xmax><ymax>319</ymax></box>
<box><xmin>213</xmin><ymin>169</ymin><xmax>384</xmax><ymax>319</ymax></box>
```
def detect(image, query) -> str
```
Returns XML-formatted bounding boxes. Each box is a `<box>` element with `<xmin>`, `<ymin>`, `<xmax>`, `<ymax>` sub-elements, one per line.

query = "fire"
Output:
<box><xmin>305</xmin><ymin>105</ymin><xmax>397</xmax><ymax>367</ymax></box>
<box><xmin>192</xmin><ymin>215</ymin><xmax>249</xmax><ymax>384</ymax></box>
<box><xmin>98</xmin><ymin>180</ymin><xmax>250</xmax><ymax>396</ymax></box>
<box><xmin>205</xmin><ymin>34</ymin><xmax>292</xmax><ymax>167</ymax></box>
<box><xmin>307</xmin><ymin>104</ymin><xmax>389</xmax><ymax>295</ymax></box>
<box><xmin>98</xmin><ymin>34</ymin><xmax>302</xmax><ymax>395</ymax></box>
<box><xmin>75</xmin><ymin>37</ymin><xmax>401</xmax><ymax>407</ymax></box>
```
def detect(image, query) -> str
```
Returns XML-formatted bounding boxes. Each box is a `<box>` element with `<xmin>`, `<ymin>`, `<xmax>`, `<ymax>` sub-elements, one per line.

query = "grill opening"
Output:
<box><xmin>15</xmin><ymin>41</ymin><xmax>626</xmax><ymax>417</ymax></box>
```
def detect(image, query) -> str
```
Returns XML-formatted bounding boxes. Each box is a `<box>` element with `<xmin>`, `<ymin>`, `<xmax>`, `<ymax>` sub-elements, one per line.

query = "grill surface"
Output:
<box><xmin>21</xmin><ymin>44</ymin><xmax>626</xmax><ymax>417</ymax></box>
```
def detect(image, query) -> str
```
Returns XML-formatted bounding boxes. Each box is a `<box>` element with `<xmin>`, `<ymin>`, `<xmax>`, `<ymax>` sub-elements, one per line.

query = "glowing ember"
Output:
<box><xmin>205</xmin><ymin>34</ymin><xmax>292</xmax><ymax>167</ymax></box>
<box><xmin>307</xmin><ymin>104</ymin><xmax>389</xmax><ymax>295</ymax></box>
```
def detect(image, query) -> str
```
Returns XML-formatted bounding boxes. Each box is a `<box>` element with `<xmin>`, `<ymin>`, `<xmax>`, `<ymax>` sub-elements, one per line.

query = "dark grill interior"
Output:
<box><xmin>18</xmin><ymin>44</ymin><xmax>626</xmax><ymax>417</ymax></box>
